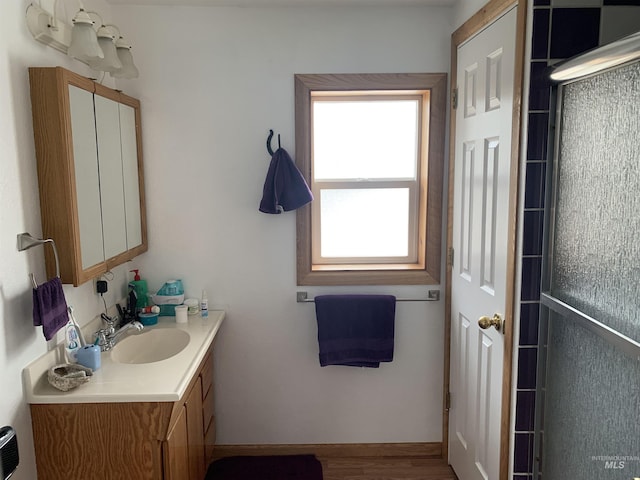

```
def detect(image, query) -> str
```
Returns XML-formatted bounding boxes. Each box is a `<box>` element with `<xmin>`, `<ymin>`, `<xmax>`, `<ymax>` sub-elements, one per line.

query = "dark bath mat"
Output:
<box><xmin>205</xmin><ymin>455</ymin><xmax>323</xmax><ymax>480</ymax></box>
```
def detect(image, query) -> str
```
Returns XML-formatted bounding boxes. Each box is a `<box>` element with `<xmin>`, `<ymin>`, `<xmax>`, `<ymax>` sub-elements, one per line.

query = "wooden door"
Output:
<box><xmin>448</xmin><ymin>6</ymin><xmax>518</xmax><ymax>480</ymax></box>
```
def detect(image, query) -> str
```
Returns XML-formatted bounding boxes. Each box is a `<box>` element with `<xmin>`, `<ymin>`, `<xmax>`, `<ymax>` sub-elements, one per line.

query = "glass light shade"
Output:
<box><xmin>112</xmin><ymin>46</ymin><xmax>139</xmax><ymax>79</ymax></box>
<box><xmin>88</xmin><ymin>36</ymin><xmax>122</xmax><ymax>72</ymax></box>
<box><xmin>67</xmin><ymin>8</ymin><xmax>104</xmax><ymax>63</ymax></box>
<box><xmin>68</xmin><ymin>22</ymin><xmax>103</xmax><ymax>62</ymax></box>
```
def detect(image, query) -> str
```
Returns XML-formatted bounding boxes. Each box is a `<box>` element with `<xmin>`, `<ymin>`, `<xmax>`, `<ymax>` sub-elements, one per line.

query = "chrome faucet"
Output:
<box><xmin>94</xmin><ymin>317</ymin><xmax>144</xmax><ymax>352</ymax></box>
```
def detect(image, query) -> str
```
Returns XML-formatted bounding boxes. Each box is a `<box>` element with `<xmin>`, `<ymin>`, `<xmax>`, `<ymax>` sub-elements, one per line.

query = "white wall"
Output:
<box><xmin>111</xmin><ymin>5</ymin><xmax>452</xmax><ymax>445</ymax></box>
<box><xmin>1</xmin><ymin>2</ymin><xmax>133</xmax><ymax>478</ymax></box>
<box><xmin>452</xmin><ymin>0</ymin><xmax>488</xmax><ymax>30</ymax></box>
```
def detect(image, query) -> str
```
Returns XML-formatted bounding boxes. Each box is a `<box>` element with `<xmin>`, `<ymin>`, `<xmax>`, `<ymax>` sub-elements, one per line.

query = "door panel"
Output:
<box><xmin>449</xmin><ymin>7</ymin><xmax>517</xmax><ymax>480</ymax></box>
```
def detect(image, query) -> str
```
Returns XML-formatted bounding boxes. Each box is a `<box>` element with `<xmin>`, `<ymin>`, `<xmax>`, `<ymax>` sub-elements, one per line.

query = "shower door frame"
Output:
<box><xmin>533</xmin><ymin>43</ymin><xmax>640</xmax><ymax>478</ymax></box>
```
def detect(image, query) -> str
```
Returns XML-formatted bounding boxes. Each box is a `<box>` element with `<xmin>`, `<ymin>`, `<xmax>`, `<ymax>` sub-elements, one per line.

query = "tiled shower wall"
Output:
<box><xmin>513</xmin><ymin>2</ymin><xmax>640</xmax><ymax>478</ymax></box>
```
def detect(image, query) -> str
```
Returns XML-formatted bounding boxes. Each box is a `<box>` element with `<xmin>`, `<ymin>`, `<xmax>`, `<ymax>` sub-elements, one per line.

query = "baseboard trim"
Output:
<box><xmin>213</xmin><ymin>442</ymin><xmax>443</xmax><ymax>459</ymax></box>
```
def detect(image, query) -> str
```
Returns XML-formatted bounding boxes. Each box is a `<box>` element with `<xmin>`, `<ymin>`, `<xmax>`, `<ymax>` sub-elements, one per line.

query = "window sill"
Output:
<box><xmin>298</xmin><ymin>268</ymin><xmax>439</xmax><ymax>286</ymax></box>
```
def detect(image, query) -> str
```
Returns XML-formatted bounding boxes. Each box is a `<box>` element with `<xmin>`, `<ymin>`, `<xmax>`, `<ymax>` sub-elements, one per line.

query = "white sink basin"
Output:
<box><xmin>111</xmin><ymin>328</ymin><xmax>190</xmax><ymax>364</ymax></box>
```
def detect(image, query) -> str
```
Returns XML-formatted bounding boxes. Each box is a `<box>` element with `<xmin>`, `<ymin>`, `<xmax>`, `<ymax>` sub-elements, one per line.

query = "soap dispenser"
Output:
<box><xmin>129</xmin><ymin>269</ymin><xmax>148</xmax><ymax>309</ymax></box>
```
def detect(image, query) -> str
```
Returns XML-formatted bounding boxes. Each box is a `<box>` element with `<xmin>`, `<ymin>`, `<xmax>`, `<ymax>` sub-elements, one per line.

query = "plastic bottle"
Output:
<box><xmin>129</xmin><ymin>269</ymin><xmax>148</xmax><ymax>309</ymax></box>
<box><xmin>64</xmin><ymin>306</ymin><xmax>86</xmax><ymax>362</ymax></box>
<box><xmin>64</xmin><ymin>321</ymin><xmax>82</xmax><ymax>362</ymax></box>
<box><xmin>200</xmin><ymin>290</ymin><xmax>209</xmax><ymax>318</ymax></box>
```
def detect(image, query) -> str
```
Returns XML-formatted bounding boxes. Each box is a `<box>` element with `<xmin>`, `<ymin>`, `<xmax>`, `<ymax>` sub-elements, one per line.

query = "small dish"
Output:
<box><xmin>47</xmin><ymin>364</ymin><xmax>93</xmax><ymax>392</ymax></box>
<box><xmin>139</xmin><ymin>312</ymin><xmax>159</xmax><ymax>326</ymax></box>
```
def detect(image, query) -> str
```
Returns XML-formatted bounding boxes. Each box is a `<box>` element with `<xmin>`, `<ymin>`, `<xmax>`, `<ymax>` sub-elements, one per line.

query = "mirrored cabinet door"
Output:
<box><xmin>120</xmin><ymin>102</ymin><xmax>143</xmax><ymax>250</ymax></box>
<box><xmin>95</xmin><ymin>93</ymin><xmax>128</xmax><ymax>260</ymax></box>
<box><xmin>68</xmin><ymin>84</ymin><xmax>104</xmax><ymax>271</ymax></box>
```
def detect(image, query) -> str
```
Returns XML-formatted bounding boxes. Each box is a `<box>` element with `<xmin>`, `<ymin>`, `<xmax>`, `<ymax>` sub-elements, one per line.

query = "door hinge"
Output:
<box><xmin>447</xmin><ymin>247</ymin><xmax>454</xmax><ymax>267</ymax></box>
<box><xmin>452</xmin><ymin>87</ymin><xmax>458</xmax><ymax>110</ymax></box>
<box><xmin>445</xmin><ymin>391</ymin><xmax>451</xmax><ymax>411</ymax></box>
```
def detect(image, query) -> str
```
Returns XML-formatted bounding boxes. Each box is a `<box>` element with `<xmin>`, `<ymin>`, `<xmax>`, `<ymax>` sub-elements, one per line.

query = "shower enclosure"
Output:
<box><xmin>534</xmin><ymin>32</ymin><xmax>640</xmax><ymax>479</ymax></box>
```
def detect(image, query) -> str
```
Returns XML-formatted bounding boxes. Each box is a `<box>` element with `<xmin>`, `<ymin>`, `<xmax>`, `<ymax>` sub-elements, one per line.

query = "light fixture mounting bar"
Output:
<box><xmin>26</xmin><ymin>3</ymin><xmax>72</xmax><ymax>55</ymax></box>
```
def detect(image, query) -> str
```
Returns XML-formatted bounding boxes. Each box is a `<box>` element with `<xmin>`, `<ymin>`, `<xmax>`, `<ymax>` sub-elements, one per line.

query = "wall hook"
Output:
<box><xmin>267</xmin><ymin>129</ymin><xmax>281</xmax><ymax>156</ymax></box>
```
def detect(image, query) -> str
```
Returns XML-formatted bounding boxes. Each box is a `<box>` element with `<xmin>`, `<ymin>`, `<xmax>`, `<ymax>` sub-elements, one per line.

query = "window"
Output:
<box><xmin>295</xmin><ymin>73</ymin><xmax>447</xmax><ymax>286</ymax></box>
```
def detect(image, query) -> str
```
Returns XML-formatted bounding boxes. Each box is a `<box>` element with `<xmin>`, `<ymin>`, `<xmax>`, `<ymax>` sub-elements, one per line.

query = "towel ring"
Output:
<box><xmin>17</xmin><ymin>232</ymin><xmax>61</xmax><ymax>287</ymax></box>
<box><xmin>266</xmin><ymin>129</ymin><xmax>281</xmax><ymax>156</ymax></box>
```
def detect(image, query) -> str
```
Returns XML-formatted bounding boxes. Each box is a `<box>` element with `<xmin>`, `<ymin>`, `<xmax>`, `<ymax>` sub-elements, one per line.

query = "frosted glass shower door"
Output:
<box><xmin>539</xmin><ymin>60</ymin><xmax>640</xmax><ymax>480</ymax></box>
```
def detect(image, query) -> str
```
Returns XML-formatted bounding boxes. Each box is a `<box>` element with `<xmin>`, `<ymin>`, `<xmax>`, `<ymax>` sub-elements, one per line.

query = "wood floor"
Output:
<box><xmin>212</xmin><ymin>444</ymin><xmax>459</xmax><ymax>480</ymax></box>
<box><xmin>318</xmin><ymin>456</ymin><xmax>458</xmax><ymax>480</ymax></box>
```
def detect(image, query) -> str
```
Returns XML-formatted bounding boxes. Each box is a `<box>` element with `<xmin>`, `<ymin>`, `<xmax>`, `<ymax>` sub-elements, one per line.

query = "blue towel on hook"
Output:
<box><xmin>33</xmin><ymin>277</ymin><xmax>69</xmax><ymax>341</ymax></box>
<box><xmin>315</xmin><ymin>295</ymin><xmax>396</xmax><ymax>368</ymax></box>
<box><xmin>259</xmin><ymin>148</ymin><xmax>313</xmax><ymax>214</ymax></box>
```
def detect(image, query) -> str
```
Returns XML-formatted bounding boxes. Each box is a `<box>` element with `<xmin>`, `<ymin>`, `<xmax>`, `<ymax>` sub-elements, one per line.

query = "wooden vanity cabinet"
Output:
<box><xmin>28</xmin><ymin>66</ymin><xmax>147</xmax><ymax>286</ymax></box>
<box><xmin>164</xmin><ymin>344</ymin><xmax>216</xmax><ymax>478</ymax></box>
<box><xmin>30</xmin><ymin>345</ymin><xmax>215</xmax><ymax>480</ymax></box>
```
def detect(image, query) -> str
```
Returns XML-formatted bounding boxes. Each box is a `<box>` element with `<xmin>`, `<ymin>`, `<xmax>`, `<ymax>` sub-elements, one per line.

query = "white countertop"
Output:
<box><xmin>23</xmin><ymin>310</ymin><xmax>225</xmax><ymax>404</ymax></box>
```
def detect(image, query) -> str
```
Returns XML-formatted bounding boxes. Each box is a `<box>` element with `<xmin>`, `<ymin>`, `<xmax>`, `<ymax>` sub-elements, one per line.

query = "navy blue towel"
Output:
<box><xmin>32</xmin><ymin>277</ymin><xmax>69</xmax><ymax>340</ymax></box>
<box><xmin>259</xmin><ymin>147</ymin><xmax>313</xmax><ymax>214</ymax></box>
<box><xmin>315</xmin><ymin>294</ymin><xmax>396</xmax><ymax>368</ymax></box>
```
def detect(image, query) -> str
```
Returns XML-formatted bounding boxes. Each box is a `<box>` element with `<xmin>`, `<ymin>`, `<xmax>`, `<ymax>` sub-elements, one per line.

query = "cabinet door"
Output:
<box><xmin>201</xmin><ymin>351</ymin><xmax>216</xmax><ymax>464</ymax></box>
<box><xmin>164</xmin><ymin>406</ymin><xmax>190</xmax><ymax>480</ymax></box>
<box><xmin>119</xmin><ymin>102</ymin><xmax>143</xmax><ymax>249</ymax></box>
<box><xmin>185</xmin><ymin>379</ymin><xmax>205</xmax><ymax>480</ymax></box>
<box><xmin>68</xmin><ymin>85</ymin><xmax>104</xmax><ymax>270</ymax></box>
<box><xmin>94</xmin><ymin>94</ymin><xmax>128</xmax><ymax>260</ymax></box>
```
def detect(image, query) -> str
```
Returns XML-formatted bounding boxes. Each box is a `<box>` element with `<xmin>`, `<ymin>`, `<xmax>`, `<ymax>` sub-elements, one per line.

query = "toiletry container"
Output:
<box><xmin>152</xmin><ymin>279</ymin><xmax>185</xmax><ymax>316</ymax></box>
<box><xmin>129</xmin><ymin>269</ymin><xmax>148</xmax><ymax>308</ymax></box>
<box><xmin>64</xmin><ymin>321</ymin><xmax>82</xmax><ymax>362</ymax></box>
<box><xmin>76</xmin><ymin>345</ymin><xmax>101</xmax><ymax>371</ymax></box>
<box><xmin>185</xmin><ymin>298</ymin><xmax>199</xmax><ymax>315</ymax></box>
<box><xmin>139</xmin><ymin>312</ymin><xmax>159</xmax><ymax>326</ymax></box>
<box><xmin>174</xmin><ymin>305</ymin><xmax>188</xmax><ymax>324</ymax></box>
<box><xmin>200</xmin><ymin>290</ymin><xmax>209</xmax><ymax>318</ymax></box>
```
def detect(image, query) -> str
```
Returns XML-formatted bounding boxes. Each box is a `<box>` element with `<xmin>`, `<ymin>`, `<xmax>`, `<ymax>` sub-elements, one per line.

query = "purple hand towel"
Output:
<box><xmin>259</xmin><ymin>147</ymin><xmax>313</xmax><ymax>214</ymax></box>
<box><xmin>32</xmin><ymin>277</ymin><xmax>69</xmax><ymax>340</ymax></box>
<box><xmin>315</xmin><ymin>294</ymin><xmax>396</xmax><ymax>368</ymax></box>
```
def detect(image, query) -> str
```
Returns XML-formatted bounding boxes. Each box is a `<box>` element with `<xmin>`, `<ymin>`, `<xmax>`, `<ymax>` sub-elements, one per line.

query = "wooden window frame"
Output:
<box><xmin>295</xmin><ymin>73</ymin><xmax>447</xmax><ymax>286</ymax></box>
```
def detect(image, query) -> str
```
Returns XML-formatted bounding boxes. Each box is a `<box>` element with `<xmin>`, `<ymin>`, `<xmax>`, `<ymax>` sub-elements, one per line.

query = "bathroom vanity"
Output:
<box><xmin>23</xmin><ymin>311</ymin><xmax>224</xmax><ymax>480</ymax></box>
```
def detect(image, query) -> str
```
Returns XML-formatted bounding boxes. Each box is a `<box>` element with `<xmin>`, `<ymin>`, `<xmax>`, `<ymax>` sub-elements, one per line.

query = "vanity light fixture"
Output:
<box><xmin>26</xmin><ymin>1</ymin><xmax>139</xmax><ymax>79</ymax></box>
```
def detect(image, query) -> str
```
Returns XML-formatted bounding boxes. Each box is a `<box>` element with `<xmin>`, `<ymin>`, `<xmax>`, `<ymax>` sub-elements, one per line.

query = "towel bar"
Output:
<box><xmin>17</xmin><ymin>232</ymin><xmax>61</xmax><ymax>286</ymax></box>
<box><xmin>296</xmin><ymin>290</ymin><xmax>440</xmax><ymax>303</ymax></box>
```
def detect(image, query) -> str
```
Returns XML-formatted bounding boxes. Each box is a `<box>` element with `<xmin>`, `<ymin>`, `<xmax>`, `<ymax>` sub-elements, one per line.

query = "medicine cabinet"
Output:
<box><xmin>29</xmin><ymin>67</ymin><xmax>147</xmax><ymax>286</ymax></box>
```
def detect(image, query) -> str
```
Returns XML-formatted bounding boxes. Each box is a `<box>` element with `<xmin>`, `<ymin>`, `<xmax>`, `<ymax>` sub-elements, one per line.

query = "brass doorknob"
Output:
<box><xmin>478</xmin><ymin>313</ymin><xmax>503</xmax><ymax>332</ymax></box>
